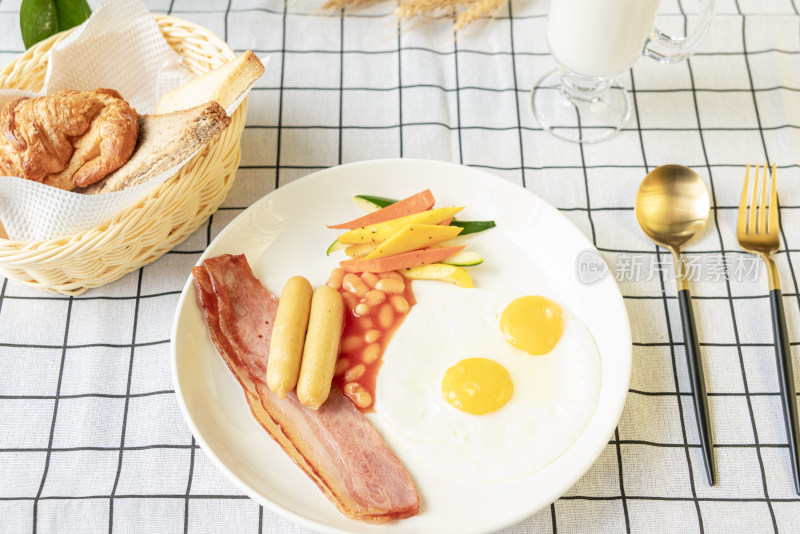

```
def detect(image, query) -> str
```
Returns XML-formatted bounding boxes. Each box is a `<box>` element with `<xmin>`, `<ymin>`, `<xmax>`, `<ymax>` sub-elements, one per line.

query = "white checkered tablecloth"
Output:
<box><xmin>1</xmin><ymin>0</ymin><xmax>800</xmax><ymax>532</ymax></box>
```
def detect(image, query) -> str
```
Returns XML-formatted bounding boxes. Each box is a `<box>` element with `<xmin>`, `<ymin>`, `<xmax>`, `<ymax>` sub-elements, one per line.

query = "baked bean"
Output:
<box><xmin>361</xmin><ymin>343</ymin><xmax>381</xmax><ymax>365</ymax></box>
<box><xmin>334</xmin><ymin>358</ymin><xmax>350</xmax><ymax>376</ymax></box>
<box><xmin>354</xmin><ymin>303</ymin><xmax>371</xmax><ymax>316</ymax></box>
<box><xmin>363</xmin><ymin>343</ymin><xmax>381</xmax><ymax>364</ymax></box>
<box><xmin>340</xmin><ymin>335</ymin><xmax>362</xmax><ymax>353</ymax></box>
<box><xmin>341</xmin><ymin>292</ymin><xmax>359</xmax><ymax>311</ymax></box>
<box><xmin>364</xmin><ymin>329</ymin><xmax>381</xmax><ymax>344</ymax></box>
<box><xmin>343</xmin><ymin>382</ymin><xmax>360</xmax><ymax>396</ymax></box>
<box><xmin>375</xmin><ymin>278</ymin><xmax>404</xmax><ymax>295</ymax></box>
<box><xmin>364</xmin><ymin>290</ymin><xmax>386</xmax><ymax>306</ymax></box>
<box><xmin>360</xmin><ymin>317</ymin><xmax>375</xmax><ymax>330</ymax></box>
<box><xmin>390</xmin><ymin>295</ymin><xmax>410</xmax><ymax>314</ymax></box>
<box><xmin>353</xmin><ymin>387</ymin><xmax>372</xmax><ymax>409</ymax></box>
<box><xmin>379</xmin><ymin>271</ymin><xmax>404</xmax><ymax>281</ymax></box>
<box><xmin>326</xmin><ymin>268</ymin><xmax>345</xmax><ymax>290</ymax></box>
<box><xmin>361</xmin><ymin>272</ymin><xmax>380</xmax><ymax>289</ymax></box>
<box><xmin>377</xmin><ymin>304</ymin><xmax>394</xmax><ymax>329</ymax></box>
<box><xmin>344</xmin><ymin>363</ymin><xmax>366</xmax><ymax>382</ymax></box>
<box><xmin>343</xmin><ymin>274</ymin><xmax>369</xmax><ymax>297</ymax></box>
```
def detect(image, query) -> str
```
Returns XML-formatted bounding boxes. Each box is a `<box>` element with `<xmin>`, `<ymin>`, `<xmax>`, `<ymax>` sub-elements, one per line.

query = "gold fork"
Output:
<box><xmin>737</xmin><ymin>163</ymin><xmax>800</xmax><ymax>494</ymax></box>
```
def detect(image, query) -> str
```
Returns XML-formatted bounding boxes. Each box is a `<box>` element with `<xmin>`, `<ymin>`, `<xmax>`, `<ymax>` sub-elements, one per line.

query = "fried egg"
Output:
<box><xmin>374</xmin><ymin>283</ymin><xmax>601</xmax><ymax>482</ymax></box>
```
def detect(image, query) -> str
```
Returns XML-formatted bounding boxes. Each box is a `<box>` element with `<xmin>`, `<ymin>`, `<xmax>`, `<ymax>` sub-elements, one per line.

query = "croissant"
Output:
<box><xmin>0</xmin><ymin>88</ymin><xmax>138</xmax><ymax>190</ymax></box>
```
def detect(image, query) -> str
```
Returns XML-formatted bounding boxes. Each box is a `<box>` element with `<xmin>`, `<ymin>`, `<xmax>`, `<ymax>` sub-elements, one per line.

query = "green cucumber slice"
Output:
<box><xmin>442</xmin><ymin>250</ymin><xmax>484</xmax><ymax>266</ymax></box>
<box><xmin>450</xmin><ymin>220</ymin><xmax>496</xmax><ymax>236</ymax></box>
<box><xmin>353</xmin><ymin>195</ymin><xmax>395</xmax><ymax>212</ymax></box>
<box><xmin>327</xmin><ymin>238</ymin><xmax>346</xmax><ymax>256</ymax></box>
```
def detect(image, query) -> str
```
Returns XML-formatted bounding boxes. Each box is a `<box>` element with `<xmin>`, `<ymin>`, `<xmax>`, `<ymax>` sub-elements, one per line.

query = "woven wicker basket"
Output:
<box><xmin>0</xmin><ymin>16</ymin><xmax>246</xmax><ymax>295</ymax></box>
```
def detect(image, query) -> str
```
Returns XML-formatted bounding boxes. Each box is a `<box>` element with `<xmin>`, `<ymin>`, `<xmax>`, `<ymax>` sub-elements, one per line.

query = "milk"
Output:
<box><xmin>547</xmin><ymin>0</ymin><xmax>662</xmax><ymax>78</ymax></box>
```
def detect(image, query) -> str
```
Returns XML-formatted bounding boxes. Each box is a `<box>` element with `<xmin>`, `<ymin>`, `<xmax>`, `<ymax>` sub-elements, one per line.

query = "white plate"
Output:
<box><xmin>171</xmin><ymin>159</ymin><xmax>631</xmax><ymax>534</ymax></box>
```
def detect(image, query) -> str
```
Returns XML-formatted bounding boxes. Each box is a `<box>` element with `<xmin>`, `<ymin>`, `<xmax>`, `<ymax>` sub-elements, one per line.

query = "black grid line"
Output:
<box><xmin>0</xmin><ymin>436</ymin><xmax>792</xmax><ymax>454</ymax></box>
<box><xmin>739</xmin><ymin>4</ymin><xmax>800</xmax><ymax>370</ymax></box>
<box><xmin>108</xmin><ymin>269</ymin><xmax>145</xmax><ymax>533</ymax></box>
<box><xmin>31</xmin><ymin>297</ymin><xmax>72</xmax><ymax>534</ymax></box>
<box><xmin>272</xmin><ymin>0</ymin><xmax>289</xmax><ymax>191</ymax></box>
<box><xmin>2</xmin><ymin>287</ymin><xmax>800</xmax><ymax>304</ymax></box>
<box><xmin>507</xmin><ymin>1</ymin><xmax>526</xmax><ymax>188</ymax></box>
<box><xmin>640</xmin><ymin>17</ymin><xmax>704</xmax><ymax>531</ymax></box>
<box><xmin>244</xmin><ymin>82</ymin><xmax>800</xmax><ymax>93</ymax></box>
<box><xmin>397</xmin><ymin>16</ymin><xmax>404</xmax><ymax>157</ymax></box>
<box><xmin>687</xmin><ymin>6</ymin><xmax>777</xmax><ymax>530</ymax></box>
<box><xmin>2</xmin><ymin>1</ymin><xmax>800</xmax><ymax>532</ymax></box>
<box><xmin>0</xmin><ymin>4</ymin><xmax>793</xmax><ymax>18</ymax></box>
<box><xmin>453</xmin><ymin>13</ymin><xmax>464</xmax><ymax>166</ymax></box>
<box><xmin>338</xmin><ymin>9</ymin><xmax>344</xmax><ymax>166</ymax></box>
<box><xmin>1</xmin><ymin>493</ymin><xmax>800</xmax><ymax>503</ymax></box>
<box><xmin>739</xmin><ymin>13</ymin><xmax>800</xmax><ymax>525</ymax></box>
<box><xmin>580</xmin><ymin>91</ymin><xmax>632</xmax><ymax>534</ymax></box>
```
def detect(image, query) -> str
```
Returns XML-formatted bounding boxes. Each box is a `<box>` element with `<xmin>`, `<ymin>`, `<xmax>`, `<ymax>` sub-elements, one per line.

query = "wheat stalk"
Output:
<box><xmin>321</xmin><ymin>0</ymin><xmax>505</xmax><ymax>29</ymax></box>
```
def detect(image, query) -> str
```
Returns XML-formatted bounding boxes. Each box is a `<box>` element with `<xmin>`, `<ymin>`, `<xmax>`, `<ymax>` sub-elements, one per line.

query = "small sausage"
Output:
<box><xmin>266</xmin><ymin>276</ymin><xmax>313</xmax><ymax>399</ymax></box>
<box><xmin>296</xmin><ymin>286</ymin><xmax>344</xmax><ymax>410</ymax></box>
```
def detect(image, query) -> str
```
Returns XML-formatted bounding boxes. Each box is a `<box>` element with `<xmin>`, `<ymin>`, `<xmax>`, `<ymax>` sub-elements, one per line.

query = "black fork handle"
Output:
<box><xmin>770</xmin><ymin>289</ymin><xmax>800</xmax><ymax>494</ymax></box>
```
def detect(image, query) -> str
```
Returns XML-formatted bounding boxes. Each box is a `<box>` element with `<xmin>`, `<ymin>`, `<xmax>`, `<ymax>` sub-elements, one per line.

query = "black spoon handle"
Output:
<box><xmin>678</xmin><ymin>288</ymin><xmax>716</xmax><ymax>485</ymax></box>
<box><xmin>770</xmin><ymin>289</ymin><xmax>800</xmax><ymax>494</ymax></box>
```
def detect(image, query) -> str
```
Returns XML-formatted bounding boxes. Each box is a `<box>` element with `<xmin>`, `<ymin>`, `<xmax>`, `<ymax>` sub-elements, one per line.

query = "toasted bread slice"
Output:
<box><xmin>156</xmin><ymin>51</ymin><xmax>264</xmax><ymax>114</ymax></box>
<box><xmin>83</xmin><ymin>101</ymin><xmax>231</xmax><ymax>194</ymax></box>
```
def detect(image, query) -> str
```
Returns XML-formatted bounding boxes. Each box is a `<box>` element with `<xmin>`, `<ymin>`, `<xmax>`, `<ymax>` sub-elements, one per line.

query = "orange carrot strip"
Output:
<box><xmin>340</xmin><ymin>246</ymin><xmax>465</xmax><ymax>273</ymax></box>
<box><xmin>327</xmin><ymin>189</ymin><xmax>435</xmax><ymax>229</ymax></box>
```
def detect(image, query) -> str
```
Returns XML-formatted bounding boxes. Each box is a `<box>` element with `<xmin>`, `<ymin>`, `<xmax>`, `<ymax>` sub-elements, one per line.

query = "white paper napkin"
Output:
<box><xmin>0</xmin><ymin>0</ymin><xmax>253</xmax><ymax>241</ymax></box>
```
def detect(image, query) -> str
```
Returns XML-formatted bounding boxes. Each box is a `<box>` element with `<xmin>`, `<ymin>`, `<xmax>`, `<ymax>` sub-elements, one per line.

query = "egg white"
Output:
<box><xmin>374</xmin><ymin>283</ymin><xmax>602</xmax><ymax>482</ymax></box>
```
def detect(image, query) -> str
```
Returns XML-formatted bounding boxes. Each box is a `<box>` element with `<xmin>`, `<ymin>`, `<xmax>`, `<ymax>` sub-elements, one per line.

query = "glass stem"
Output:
<box><xmin>559</xmin><ymin>68</ymin><xmax>612</xmax><ymax>103</ymax></box>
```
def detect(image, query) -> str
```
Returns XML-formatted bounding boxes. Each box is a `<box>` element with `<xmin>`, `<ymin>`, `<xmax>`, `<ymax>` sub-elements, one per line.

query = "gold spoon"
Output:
<box><xmin>635</xmin><ymin>164</ymin><xmax>716</xmax><ymax>485</ymax></box>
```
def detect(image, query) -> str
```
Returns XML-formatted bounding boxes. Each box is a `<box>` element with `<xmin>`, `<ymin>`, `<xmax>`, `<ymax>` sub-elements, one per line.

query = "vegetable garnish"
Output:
<box><xmin>328</xmin><ymin>190</ymin><xmax>435</xmax><ymax>229</ymax></box>
<box><xmin>339</xmin><ymin>246</ymin><xmax>466</xmax><ymax>273</ymax></box>
<box><xmin>327</xmin><ymin>190</ymin><xmax>492</xmax><ymax>282</ymax></box>
<box><xmin>352</xmin><ymin>194</ymin><xmax>496</xmax><ymax>236</ymax></box>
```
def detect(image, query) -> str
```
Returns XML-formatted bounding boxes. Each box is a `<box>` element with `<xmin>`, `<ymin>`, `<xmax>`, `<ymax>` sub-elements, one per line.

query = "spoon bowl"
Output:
<box><xmin>635</xmin><ymin>164</ymin><xmax>710</xmax><ymax>251</ymax></box>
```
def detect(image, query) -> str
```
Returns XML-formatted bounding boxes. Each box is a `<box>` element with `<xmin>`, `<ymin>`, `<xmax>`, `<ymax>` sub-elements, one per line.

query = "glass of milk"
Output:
<box><xmin>531</xmin><ymin>0</ymin><xmax>714</xmax><ymax>143</ymax></box>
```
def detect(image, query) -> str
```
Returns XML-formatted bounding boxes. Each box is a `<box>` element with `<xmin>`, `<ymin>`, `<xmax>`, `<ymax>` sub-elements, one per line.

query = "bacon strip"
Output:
<box><xmin>192</xmin><ymin>254</ymin><xmax>419</xmax><ymax>522</ymax></box>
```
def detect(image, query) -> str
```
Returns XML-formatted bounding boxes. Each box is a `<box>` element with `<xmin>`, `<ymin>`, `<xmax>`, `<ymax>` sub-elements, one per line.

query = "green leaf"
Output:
<box><xmin>20</xmin><ymin>0</ymin><xmax>91</xmax><ymax>50</ymax></box>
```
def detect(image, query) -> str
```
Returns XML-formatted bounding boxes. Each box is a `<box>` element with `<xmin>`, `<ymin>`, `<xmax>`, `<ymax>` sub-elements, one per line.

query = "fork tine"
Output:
<box><xmin>749</xmin><ymin>163</ymin><xmax>759</xmax><ymax>234</ymax></box>
<box><xmin>759</xmin><ymin>163</ymin><xmax>768</xmax><ymax>234</ymax></box>
<box><xmin>738</xmin><ymin>164</ymin><xmax>751</xmax><ymax>236</ymax></box>
<box><xmin>769</xmin><ymin>163</ymin><xmax>778</xmax><ymax>235</ymax></box>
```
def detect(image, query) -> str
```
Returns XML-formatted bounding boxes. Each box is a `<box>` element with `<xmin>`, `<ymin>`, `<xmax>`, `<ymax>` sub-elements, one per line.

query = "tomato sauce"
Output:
<box><xmin>331</xmin><ymin>272</ymin><xmax>416</xmax><ymax>412</ymax></box>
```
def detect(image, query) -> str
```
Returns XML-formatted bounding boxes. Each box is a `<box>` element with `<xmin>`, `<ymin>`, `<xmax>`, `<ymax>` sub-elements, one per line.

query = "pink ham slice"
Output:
<box><xmin>203</xmin><ymin>254</ymin><xmax>277</xmax><ymax>384</ymax></box>
<box><xmin>192</xmin><ymin>254</ymin><xmax>419</xmax><ymax>522</ymax></box>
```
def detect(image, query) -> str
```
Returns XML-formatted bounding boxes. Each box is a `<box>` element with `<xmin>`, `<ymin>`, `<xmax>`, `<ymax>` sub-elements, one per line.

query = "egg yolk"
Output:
<box><xmin>441</xmin><ymin>358</ymin><xmax>513</xmax><ymax>415</ymax></box>
<box><xmin>500</xmin><ymin>295</ymin><xmax>564</xmax><ymax>355</ymax></box>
